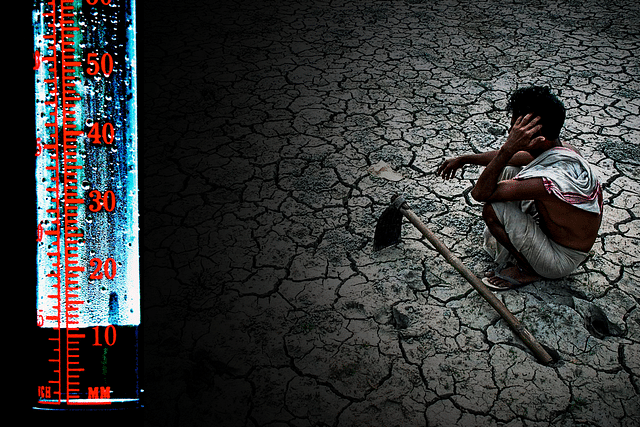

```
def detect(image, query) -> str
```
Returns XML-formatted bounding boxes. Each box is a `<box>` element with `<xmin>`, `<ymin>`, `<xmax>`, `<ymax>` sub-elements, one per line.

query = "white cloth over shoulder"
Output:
<box><xmin>514</xmin><ymin>146</ymin><xmax>602</xmax><ymax>214</ymax></box>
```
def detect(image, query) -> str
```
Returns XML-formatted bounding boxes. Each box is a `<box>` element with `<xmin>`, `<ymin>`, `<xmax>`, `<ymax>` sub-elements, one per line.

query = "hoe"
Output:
<box><xmin>373</xmin><ymin>194</ymin><xmax>554</xmax><ymax>365</ymax></box>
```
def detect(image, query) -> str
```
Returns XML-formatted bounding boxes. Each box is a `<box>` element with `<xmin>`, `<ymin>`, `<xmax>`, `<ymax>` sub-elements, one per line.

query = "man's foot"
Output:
<box><xmin>481</xmin><ymin>265</ymin><xmax>540</xmax><ymax>291</ymax></box>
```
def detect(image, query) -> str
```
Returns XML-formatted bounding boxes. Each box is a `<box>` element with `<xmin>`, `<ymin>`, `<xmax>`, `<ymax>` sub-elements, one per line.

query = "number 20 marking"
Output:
<box><xmin>90</xmin><ymin>257</ymin><xmax>117</xmax><ymax>280</ymax></box>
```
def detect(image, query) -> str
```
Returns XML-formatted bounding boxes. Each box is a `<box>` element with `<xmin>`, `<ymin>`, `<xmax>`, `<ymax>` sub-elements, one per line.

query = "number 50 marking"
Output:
<box><xmin>86</xmin><ymin>52</ymin><xmax>113</xmax><ymax>77</ymax></box>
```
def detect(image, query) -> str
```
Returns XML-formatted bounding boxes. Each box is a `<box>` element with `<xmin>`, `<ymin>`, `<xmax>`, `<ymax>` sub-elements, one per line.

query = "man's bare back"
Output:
<box><xmin>532</xmin><ymin>185</ymin><xmax>601</xmax><ymax>253</ymax></box>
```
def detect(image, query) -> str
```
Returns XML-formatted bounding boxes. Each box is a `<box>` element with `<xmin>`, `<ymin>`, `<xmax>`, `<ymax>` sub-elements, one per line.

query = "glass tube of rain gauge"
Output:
<box><xmin>34</xmin><ymin>0</ymin><xmax>141</xmax><ymax>411</ymax></box>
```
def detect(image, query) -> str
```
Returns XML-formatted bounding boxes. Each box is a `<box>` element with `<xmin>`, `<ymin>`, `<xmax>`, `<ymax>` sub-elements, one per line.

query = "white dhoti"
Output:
<box><xmin>483</xmin><ymin>148</ymin><xmax>602</xmax><ymax>279</ymax></box>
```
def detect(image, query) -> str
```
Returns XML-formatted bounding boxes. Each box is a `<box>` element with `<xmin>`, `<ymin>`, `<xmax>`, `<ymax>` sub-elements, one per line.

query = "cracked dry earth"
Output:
<box><xmin>141</xmin><ymin>0</ymin><xmax>640</xmax><ymax>426</ymax></box>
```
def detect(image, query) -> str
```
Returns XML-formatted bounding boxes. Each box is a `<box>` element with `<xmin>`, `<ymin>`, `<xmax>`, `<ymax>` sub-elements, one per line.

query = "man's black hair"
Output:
<box><xmin>507</xmin><ymin>86</ymin><xmax>565</xmax><ymax>140</ymax></box>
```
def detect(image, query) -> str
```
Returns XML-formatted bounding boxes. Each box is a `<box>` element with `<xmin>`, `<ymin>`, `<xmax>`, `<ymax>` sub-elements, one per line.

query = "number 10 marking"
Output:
<box><xmin>93</xmin><ymin>325</ymin><xmax>116</xmax><ymax>347</ymax></box>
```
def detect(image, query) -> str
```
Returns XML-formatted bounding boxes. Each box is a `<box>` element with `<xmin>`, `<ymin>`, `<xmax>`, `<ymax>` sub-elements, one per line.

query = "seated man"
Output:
<box><xmin>437</xmin><ymin>86</ymin><xmax>603</xmax><ymax>290</ymax></box>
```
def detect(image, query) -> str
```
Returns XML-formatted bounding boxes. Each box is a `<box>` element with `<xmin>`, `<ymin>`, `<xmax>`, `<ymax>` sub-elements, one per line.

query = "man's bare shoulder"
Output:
<box><xmin>560</xmin><ymin>141</ymin><xmax>582</xmax><ymax>156</ymax></box>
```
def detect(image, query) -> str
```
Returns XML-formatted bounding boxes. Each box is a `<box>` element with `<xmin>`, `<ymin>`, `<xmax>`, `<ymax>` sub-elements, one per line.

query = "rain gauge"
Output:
<box><xmin>33</xmin><ymin>0</ymin><xmax>141</xmax><ymax>412</ymax></box>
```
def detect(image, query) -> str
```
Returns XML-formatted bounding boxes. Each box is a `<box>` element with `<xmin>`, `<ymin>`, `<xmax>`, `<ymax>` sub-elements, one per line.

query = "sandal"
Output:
<box><xmin>481</xmin><ymin>273</ymin><xmax>525</xmax><ymax>291</ymax></box>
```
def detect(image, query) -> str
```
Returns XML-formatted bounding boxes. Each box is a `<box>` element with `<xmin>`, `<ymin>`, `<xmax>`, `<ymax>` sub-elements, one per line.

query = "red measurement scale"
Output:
<box><xmin>33</xmin><ymin>0</ymin><xmax>140</xmax><ymax>413</ymax></box>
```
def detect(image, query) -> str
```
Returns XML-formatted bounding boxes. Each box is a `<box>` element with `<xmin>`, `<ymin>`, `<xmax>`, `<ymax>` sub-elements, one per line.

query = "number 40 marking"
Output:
<box><xmin>88</xmin><ymin>122</ymin><xmax>115</xmax><ymax>145</ymax></box>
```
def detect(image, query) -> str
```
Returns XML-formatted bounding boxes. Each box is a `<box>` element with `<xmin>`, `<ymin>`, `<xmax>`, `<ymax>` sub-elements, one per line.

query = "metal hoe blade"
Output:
<box><xmin>372</xmin><ymin>195</ymin><xmax>405</xmax><ymax>251</ymax></box>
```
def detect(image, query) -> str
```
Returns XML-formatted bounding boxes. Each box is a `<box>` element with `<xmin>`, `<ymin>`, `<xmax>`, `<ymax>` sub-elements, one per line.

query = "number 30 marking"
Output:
<box><xmin>88</xmin><ymin>190</ymin><xmax>116</xmax><ymax>212</ymax></box>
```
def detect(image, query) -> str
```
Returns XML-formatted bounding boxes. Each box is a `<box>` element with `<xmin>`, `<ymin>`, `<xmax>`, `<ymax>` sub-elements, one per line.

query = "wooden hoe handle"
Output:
<box><xmin>398</xmin><ymin>200</ymin><xmax>554</xmax><ymax>365</ymax></box>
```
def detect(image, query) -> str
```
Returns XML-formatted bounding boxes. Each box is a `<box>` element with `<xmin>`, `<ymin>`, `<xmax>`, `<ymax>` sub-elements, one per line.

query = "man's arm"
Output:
<box><xmin>468</xmin><ymin>150</ymin><xmax>534</xmax><ymax>166</ymax></box>
<box><xmin>471</xmin><ymin>114</ymin><xmax>545</xmax><ymax>202</ymax></box>
<box><xmin>477</xmin><ymin>177</ymin><xmax>553</xmax><ymax>204</ymax></box>
<box><xmin>437</xmin><ymin>149</ymin><xmax>534</xmax><ymax>180</ymax></box>
<box><xmin>470</xmin><ymin>146</ymin><xmax>518</xmax><ymax>201</ymax></box>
